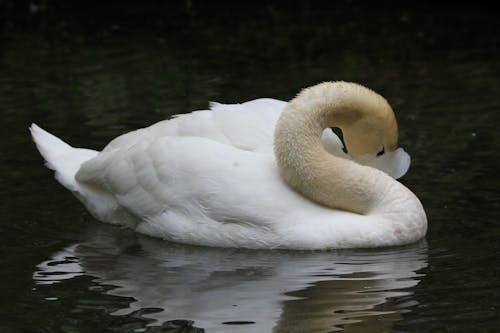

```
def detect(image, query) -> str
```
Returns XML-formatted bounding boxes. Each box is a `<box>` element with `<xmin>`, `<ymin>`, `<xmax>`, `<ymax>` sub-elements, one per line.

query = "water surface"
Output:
<box><xmin>1</xmin><ymin>2</ymin><xmax>499</xmax><ymax>332</ymax></box>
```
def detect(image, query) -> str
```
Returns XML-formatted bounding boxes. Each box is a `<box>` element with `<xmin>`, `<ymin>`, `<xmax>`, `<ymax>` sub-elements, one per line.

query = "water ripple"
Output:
<box><xmin>33</xmin><ymin>225</ymin><xmax>428</xmax><ymax>333</ymax></box>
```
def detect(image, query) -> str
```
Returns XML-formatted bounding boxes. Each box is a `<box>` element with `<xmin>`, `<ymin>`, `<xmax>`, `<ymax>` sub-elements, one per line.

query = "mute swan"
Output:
<box><xmin>30</xmin><ymin>81</ymin><xmax>427</xmax><ymax>249</ymax></box>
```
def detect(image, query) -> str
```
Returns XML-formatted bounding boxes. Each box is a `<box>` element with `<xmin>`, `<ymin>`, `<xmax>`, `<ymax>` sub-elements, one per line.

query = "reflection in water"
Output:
<box><xmin>33</xmin><ymin>225</ymin><xmax>427</xmax><ymax>332</ymax></box>
<box><xmin>0</xmin><ymin>2</ymin><xmax>497</xmax><ymax>332</ymax></box>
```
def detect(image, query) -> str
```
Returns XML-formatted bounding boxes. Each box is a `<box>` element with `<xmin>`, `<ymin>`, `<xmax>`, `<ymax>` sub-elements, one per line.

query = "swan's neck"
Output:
<box><xmin>274</xmin><ymin>82</ymin><xmax>397</xmax><ymax>215</ymax></box>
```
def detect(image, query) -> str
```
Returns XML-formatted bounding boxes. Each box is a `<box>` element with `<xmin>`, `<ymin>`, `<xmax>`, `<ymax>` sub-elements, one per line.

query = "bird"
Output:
<box><xmin>30</xmin><ymin>81</ymin><xmax>427</xmax><ymax>249</ymax></box>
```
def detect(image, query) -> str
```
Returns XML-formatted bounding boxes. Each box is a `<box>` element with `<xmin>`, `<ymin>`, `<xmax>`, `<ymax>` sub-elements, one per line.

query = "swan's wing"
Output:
<box><xmin>102</xmin><ymin>98</ymin><xmax>287</xmax><ymax>153</ymax></box>
<box><xmin>209</xmin><ymin>98</ymin><xmax>286</xmax><ymax>151</ymax></box>
<box><xmin>76</xmin><ymin>134</ymin><xmax>364</xmax><ymax>248</ymax></box>
<box><xmin>78</xmin><ymin>136</ymin><xmax>284</xmax><ymax>225</ymax></box>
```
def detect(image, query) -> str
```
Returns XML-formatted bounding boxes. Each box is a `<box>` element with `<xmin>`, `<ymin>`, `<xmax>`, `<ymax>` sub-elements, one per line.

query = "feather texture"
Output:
<box><xmin>30</xmin><ymin>83</ymin><xmax>425</xmax><ymax>249</ymax></box>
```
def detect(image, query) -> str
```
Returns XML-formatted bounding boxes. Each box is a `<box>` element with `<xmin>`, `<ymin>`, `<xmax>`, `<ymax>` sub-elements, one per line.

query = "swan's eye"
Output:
<box><xmin>377</xmin><ymin>147</ymin><xmax>385</xmax><ymax>156</ymax></box>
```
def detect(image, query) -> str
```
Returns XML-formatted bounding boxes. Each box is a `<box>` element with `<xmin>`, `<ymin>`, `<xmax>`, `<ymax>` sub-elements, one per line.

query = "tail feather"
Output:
<box><xmin>30</xmin><ymin>124</ymin><xmax>98</xmax><ymax>191</ymax></box>
<box><xmin>30</xmin><ymin>124</ymin><xmax>139</xmax><ymax>227</ymax></box>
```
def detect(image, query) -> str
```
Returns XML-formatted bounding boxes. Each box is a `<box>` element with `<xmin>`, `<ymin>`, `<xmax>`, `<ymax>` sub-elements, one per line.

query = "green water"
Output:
<box><xmin>1</xmin><ymin>2</ymin><xmax>499</xmax><ymax>332</ymax></box>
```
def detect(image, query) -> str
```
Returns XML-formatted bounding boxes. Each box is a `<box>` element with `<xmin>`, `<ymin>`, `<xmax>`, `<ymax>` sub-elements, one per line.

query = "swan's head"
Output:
<box><xmin>316</xmin><ymin>82</ymin><xmax>411</xmax><ymax>178</ymax></box>
<box><xmin>330</xmin><ymin>82</ymin><xmax>399</xmax><ymax>158</ymax></box>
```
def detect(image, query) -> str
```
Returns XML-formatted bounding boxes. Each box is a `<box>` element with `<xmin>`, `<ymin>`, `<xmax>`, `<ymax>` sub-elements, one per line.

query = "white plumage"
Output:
<box><xmin>31</xmin><ymin>82</ymin><xmax>426</xmax><ymax>249</ymax></box>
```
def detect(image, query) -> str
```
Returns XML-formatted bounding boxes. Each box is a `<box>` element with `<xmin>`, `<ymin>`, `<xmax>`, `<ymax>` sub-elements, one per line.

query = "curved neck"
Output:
<box><xmin>274</xmin><ymin>82</ymin><xmax>395</xmax><ymax>214</ymax></box>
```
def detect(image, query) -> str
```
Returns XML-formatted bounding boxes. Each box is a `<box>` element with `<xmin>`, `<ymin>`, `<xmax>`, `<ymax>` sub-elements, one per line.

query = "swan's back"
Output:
<box><xmin>103</xmin><ymin>98</ymin><xmax>286</xmax><ymax>153</ymax></box>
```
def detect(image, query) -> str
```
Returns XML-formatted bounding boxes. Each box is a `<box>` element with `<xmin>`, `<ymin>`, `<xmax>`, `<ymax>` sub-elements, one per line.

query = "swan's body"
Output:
<box><xmin>31</xmin><ymin>82</ymin><xmax>426</xmax><ymax>249</ymax></box>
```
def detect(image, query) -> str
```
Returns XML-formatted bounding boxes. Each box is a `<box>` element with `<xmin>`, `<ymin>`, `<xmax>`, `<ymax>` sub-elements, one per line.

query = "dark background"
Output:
<box><xmin>1</xmin><ymin>1</ymin><xmax>500</xmax><ymax>332</ymax></box>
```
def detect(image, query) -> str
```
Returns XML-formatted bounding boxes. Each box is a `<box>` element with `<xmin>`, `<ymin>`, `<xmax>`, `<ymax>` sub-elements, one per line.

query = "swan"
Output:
<box><xmin>30</xmin><ymin>81</ymin><xmax>427</xmax><ymax>249</ymax></box>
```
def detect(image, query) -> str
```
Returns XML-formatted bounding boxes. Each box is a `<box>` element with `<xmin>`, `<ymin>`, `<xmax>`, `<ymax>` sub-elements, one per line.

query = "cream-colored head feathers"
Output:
<box><xmin>274</xmin><ymin>81</ymin><xmax>402</xmax><ymax>214</ymax></box>
<box><xmin>288</xmin><ymin>81</ymin><xmax>398</xmax><ymax>156</ymax></box>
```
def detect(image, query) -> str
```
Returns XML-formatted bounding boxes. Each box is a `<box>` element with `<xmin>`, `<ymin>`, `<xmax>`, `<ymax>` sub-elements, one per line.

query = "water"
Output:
<box><xmin>32</xmin><ymin>226</ymin><xmax>428</xmax><ymax>333</ymax></box>
<box><xmin>1</xmin><ymin>2</ymin><xmax>500</xmax><ymax>332</ymax></box>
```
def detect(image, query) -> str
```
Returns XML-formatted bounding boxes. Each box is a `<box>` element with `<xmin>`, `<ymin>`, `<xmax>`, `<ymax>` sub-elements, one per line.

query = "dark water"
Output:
<box><xmin>1</xmin><ymin>2</ymin><xmax>500</xmax><ymax>332</ymax></box>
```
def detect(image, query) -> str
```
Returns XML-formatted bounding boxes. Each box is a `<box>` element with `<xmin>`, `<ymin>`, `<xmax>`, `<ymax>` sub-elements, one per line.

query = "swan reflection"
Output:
<box><xmin>34</xmin><ymin>225</ymin><xmax>427</xmax><ymax>332</ymax></box>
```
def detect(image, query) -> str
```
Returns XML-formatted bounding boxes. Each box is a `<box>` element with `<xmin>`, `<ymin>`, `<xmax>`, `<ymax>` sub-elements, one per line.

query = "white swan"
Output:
<box><xmin>30</xmin><ymin>81</ymin><xmax>427</xmax><ymax>249</ymax></box>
